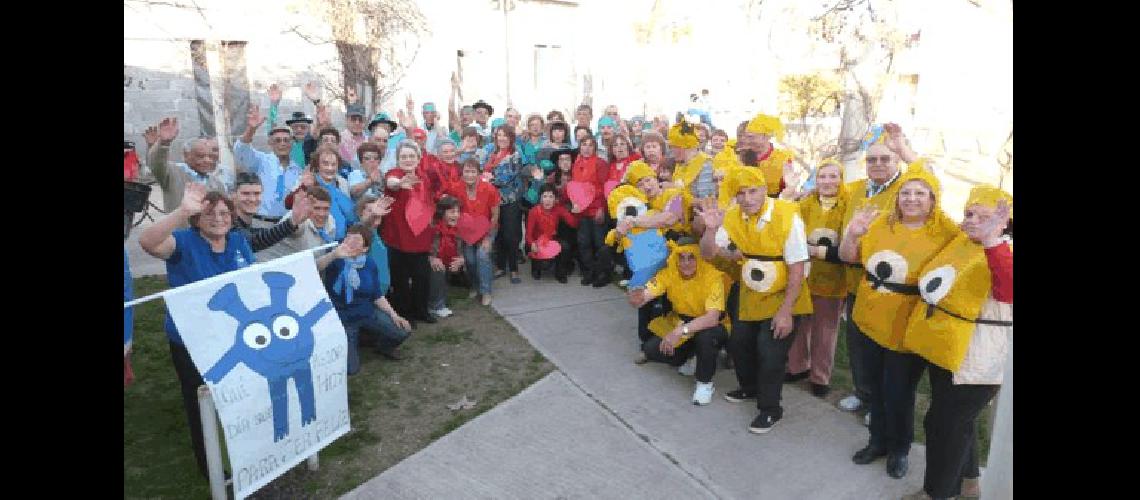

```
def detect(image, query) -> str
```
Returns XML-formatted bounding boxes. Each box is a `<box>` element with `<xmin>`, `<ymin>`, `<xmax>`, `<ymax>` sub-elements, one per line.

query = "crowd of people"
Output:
<box><xmin>125</xmin><ymin>79</ymin><xmax>1012</xmax><ymax>500</ymax></box>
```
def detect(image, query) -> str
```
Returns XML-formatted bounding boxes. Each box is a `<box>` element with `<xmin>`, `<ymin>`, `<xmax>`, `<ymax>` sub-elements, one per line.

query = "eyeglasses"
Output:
<box><xmin>866</xmin><ymin>155</ymin><xmax>893</xmax><ymax>164</ymax></box>
<box><xmin>270</xmin><ymin>137</ymin><xmax>292</xmax><ymax>144</ymax></box>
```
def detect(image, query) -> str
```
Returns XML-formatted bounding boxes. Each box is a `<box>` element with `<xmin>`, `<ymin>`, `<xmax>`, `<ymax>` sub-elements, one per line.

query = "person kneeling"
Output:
<box><xmin>627</xmin><ymin>238</ymin><xmax>728</xmax><ymax>406</ymax></box>
<box><xmin>322</xmin><ymin>224</ymin><xmax>412</xmax><ymax>374</ymax></box>
<box><xmin>527</xmin><ymin>184</ymin><xmax>578</xmax><ymax>282</ymax></box>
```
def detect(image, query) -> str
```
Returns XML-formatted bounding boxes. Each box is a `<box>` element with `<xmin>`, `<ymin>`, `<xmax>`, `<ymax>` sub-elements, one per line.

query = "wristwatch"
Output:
<box><xmin>681</xmin><ymin>324</ymin><xmax>691</xmax><ymax>339</ymax></box>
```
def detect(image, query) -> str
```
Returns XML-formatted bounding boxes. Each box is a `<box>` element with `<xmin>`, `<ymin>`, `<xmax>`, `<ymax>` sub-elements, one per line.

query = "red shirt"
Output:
<box><xmin>381</xmin><ymin>168</ymin><xmax>435</xmax><ymax>253</ymax></box>
<box><xmin>570</xmin><ymin>155</ymin><xmax>610</xmax><ymax>218</ymax></box>
<box><xmin>526</xmin><ymin>204</ymin><xmax>578</xmax><ymax>245</ymax></box>
<box><xmin>984</xmin><ymin>242</ymin><xmax>1013</xmax><ymax>303</ymax></box>
<box><xmin>433</xmin><ymin>221</ymin><xmax>461</xmax><ymax>265</ymax></box>
<box><xmin>445</xmin><ymin>180</ymin><xmax>501</xmax><ymax>222</ymax></box>
<box><xmin>606</xmin><ymin>152</ymin><xmax>642</xmax><ymax>183</ymax></box>
<box><xmin>422</xmin><ymin>154</ymin><xmax>462</xmax><ymax>201</ymax></box>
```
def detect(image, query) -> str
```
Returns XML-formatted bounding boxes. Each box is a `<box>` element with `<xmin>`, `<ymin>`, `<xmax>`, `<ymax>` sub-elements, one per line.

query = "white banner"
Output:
<box><xmin>165</xmin><ymin>251</ymin><xmax>350</xmax><ymax>499</ymax></box>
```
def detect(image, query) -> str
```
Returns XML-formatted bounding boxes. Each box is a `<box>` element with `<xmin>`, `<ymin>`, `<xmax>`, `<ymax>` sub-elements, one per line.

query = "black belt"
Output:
<box><xmin>252</xmin><ymin>214</ymin><xmax>282</xmax><ymax>224</ymax></box>
<box><xmin>741</xmin><ymin>253</ymin><xmax>783</xmax><ymax>262</ymax></box>
<box><xmin>865</xmin><ymin>271</ymin><xmax>920</xmax><ymax>295</ymax></box>
<box><xmin>849</xmin><ymin>263</ymin><xmax>864</xmax><ymax>269</ymax></box>
<box><xmin>663</xmin><ymin>230</ymin><xmax>688</xmax><ymax>242</ymax></box>
<box><xmin>924</xmin><ymin>302</ymin><xmax>1014</xmax><ymax>327</ymax></box>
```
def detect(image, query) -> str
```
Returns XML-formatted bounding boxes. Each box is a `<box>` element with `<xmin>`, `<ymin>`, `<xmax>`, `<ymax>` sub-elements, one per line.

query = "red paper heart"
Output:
<box><xmin>566</xmin><ymin>181</ymin><xmax>596</xmax><ymax>209</ymax></box>
<box><xmin>528</xmin><ymin>237</ymin><xmax>562</xmax><ymax>260</ymax></box>
<box><xmin>405</xmin><ymin>194</ymin><xmax>432</xmax><ymax>236</ymax></box>
<box><xmin>603</xmin><ymin>180</ymin><xmax>620</xmax><ymax>199</ymax></box>
<box><xmin>456</xmin><ymin>213</ymin><xmax>492</xmax><ymax>245</ymax></box>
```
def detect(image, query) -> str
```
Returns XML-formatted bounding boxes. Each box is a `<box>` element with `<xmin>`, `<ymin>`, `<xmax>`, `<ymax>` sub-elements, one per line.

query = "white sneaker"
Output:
<box><xmin>838</xmin><ymin>394</ymin><xmax>862</xmax><ymax>412</ymax></box>
<box><xmin>439</xmin><ymin>307</ymin><xmax>454</xmax><ymax>317</ymax></box>
<box><xmin>678</xmin><ymin>357</ymin><xmax>696</xmax><ymax>377</ymax></box>
<box><xmin>692</xmin><ymin>382</ymin><xmax>715</xmax><ymax>405</ymax></box>
<box><xmin>618</xmin><ymin>279</ymin><xmax>630</xmax><ymax>287</ymax></box>
<box><xmin>864</xmin><ymin>412</ymin><xmax>871</xmax><ymax>427</ymax></box>
<box><xmin>429</xmin><ymin>308</ymin><xmax>453</xmax><ymax>319</ymax></box>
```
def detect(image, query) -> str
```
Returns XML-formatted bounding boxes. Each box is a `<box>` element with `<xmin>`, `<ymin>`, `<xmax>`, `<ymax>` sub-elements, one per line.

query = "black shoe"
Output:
<box><xmin>555</xmin><ymin>274</ymin><xmax>568</xmax><ymax>284</ymax></box>
<box><xmin>886</xmin><ymin>452</ymin><xmax>909</xmax><ymax>479</ymax></box>
<box><xmin>852</xmin><ymin>444</ymin><xmax>889</xmax><ymax>464</ymax></box>
<box><xmin>378</xmin><ymin>347</ymin><xmax>404</xmax><ymax>361</ymax></box>
<box><xmin>592</xmin><ymin>273</ymin><xmax>612</xmax><ymax>288</ymax></box>
<box><xmin>811</xmin><ymin>383</ymin><xmax>831</xmax><ymax>398</ymax></box>
<box><xmin>749</xmin><ymin>410</ymin><xmax>782</xmax><ymax>434</ymax></box>
<box><xmin>531</xmin><ymin>267</ymin><xmax>541</xmax><ymax>280</ymax></box>
<box><xmin>580</xmin><ymin>273</ymin><xmax>594</xmax><ymax>286</ymax></box>
<box><xmin>784</xmin><ymin>370</ymin><xmax>810</xmax><ymax>383</ymax></box>
<box><xmin>723</xmin><ymin>389</ymin><xmax>757</xmax><ymax>403</ymax></box>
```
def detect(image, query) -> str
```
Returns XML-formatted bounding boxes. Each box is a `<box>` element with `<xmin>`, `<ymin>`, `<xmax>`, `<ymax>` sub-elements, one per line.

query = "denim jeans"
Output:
<box><xmin>342</xmin><ymin>308</ymin><xmax>411</xmax><ymax>375</ymax></box>
<box><xmin>463</xmin><ymin>238</ymin><xmax>494</xmax><ymax>295</ymax></box>
<box><xmin>428</xmin><ymin>269</ymin><xmax>449</xmax><ymax>312</ymax></box>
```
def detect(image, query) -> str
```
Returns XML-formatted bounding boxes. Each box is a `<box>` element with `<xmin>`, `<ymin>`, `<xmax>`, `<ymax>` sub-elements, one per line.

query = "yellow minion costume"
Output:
<box><xmin>852</xmin><ymin>166</ymin><xmax>961</xmax><ymax>351</ymax></box>
<box><xmin>604</xmin><ymin>183</ymin><xmax>653</xmax><ymax>251</ymax></box>
<box><xmin>900</xmin><ymin>186</ymin><xmax>1013</xmax><ymax>371</ymax></box>
<box><xmin>712</xmin><ymin>146</ymin><xmax>745</xmax><ymax>209</ymax></box>
<box><xmin>800</xmin><ymin>159</ymin><xmax>849</xmax><ymax>298</ymax></box>
<box><xmin>622</xmin><ymin>159</ymin><xmax>693</xmax><ymax>238</ymax></box>
<box><xmin>716</xmin><ymin>168</ymin><xmax>813</xmax><ymax>322</ymax></box>
<box><xmin>745</xmin><ymin>113</ymin><xmax>797</xmax><ymax>197</ymax></box>
<box><xmin>644</xmin><ymin>240</ymin><xmax>732</xmax><ymax>346</ymax></box>
<box><xmin>668</xmin><ymin>119</ymin><xmax>713</xmax><ymax>192</ymax></box>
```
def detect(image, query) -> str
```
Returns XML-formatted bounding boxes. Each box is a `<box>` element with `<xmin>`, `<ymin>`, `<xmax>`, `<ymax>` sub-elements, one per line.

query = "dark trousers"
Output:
<box><xmin>923</xmin><ymin>365</ymin><xmax>997</xmax><ymax>498</ymax></box>
<box><xmin>495</xmin><ymin>202</ymin><xmax>522</xmax><ymax>273</ymax></box>
<box><xmin>169</xmin><ymin>341</ymin><xmax>210</xmax><ymax>478</ymax></box>
<box><xmin>576</xmin><ymin>216</ymin><xmax>607</xmax><ymax>277</ymax></box>
<box><xmin>642</xmin><ymin>325</ymin><xmax>728</xmax><ymax>383</ymax></box>
<box><xmin>728</xmin><ymin>317</ymin><xmax>802</xmax><ymax>413</ymax></box>
<box><xmin>388</xmin><ymin>247</ymin><xmax>431</xmax><ymax>321</ymax></box>
<box><xmin>863</xmin><ymin>339</ymin><xmax>927</xmax><ymax>454</ymax></box>
<box><xmin>846</xmin><ymin>293</ymin><xmax>875</xmax><ymax>402</ymax></box>
<box><xmin>530</xmin><ymin>235</ymin><xmax>574</xmax><ymax>279</ymax></box>
<box><xmin>637</xmin><ymin>295</ymin><xmax>672</xmax><ymax>345</ymax></box>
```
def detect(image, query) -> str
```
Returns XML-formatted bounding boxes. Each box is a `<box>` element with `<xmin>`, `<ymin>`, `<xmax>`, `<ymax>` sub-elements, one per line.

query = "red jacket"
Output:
<box><xmin>381</xmin><ymin>168</ymin><xmax>434</xmax><ymax>253</ymax></box>
<box><xmin>606</xmin><ymin>152</ymin><xmax>642</xmax><ymax>183</ymax></box>
<box><xmin>570</xmin><ymin>155</ymin><xmax>609</xmax><ymax>218</ymax></box>
<box><xmin>444</xmin><ymin>180</ymin><xmax>501</xmax><ymax>222</ymax></box>
<box><xmin>526</xmin><ymin>204</ymin><xmax>578</xmax><ymax>246</ymax></box>
<box><xmin>422</xmin><ymin>154</ymin><xmax>462</xmax><ymax>201</ymax></box>
<box><xmin>432</xmin><ymin>221</ymin><xmax>461</xmax><ymax>265</ymax></box>
<box><xmin>984</xmin><ymin>242</ymin><xmax>1013</xmax><ymax>303</ymax></box>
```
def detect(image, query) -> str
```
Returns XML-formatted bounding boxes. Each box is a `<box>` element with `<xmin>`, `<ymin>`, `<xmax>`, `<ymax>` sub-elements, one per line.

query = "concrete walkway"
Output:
<box><xmin>346</xmin><ymin>277</ymin><xmax>926</xmax><ymax>499</ymax></box>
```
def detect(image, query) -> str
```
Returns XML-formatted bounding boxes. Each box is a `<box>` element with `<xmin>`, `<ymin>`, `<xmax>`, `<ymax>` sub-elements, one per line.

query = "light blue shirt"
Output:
<box><xmin>233</xmin><ymin>139</ymin><xmax>305</xmax><ymax>218</ymax></box>
<box><xmin>347</xmin><ymin>169</ymin><xmax>383</xmax><ymax>200</ymax></box>
<box><xmin>379</xmin><ymin>129</ymin><xmax>408</xmax><ymax>173</ymax></box>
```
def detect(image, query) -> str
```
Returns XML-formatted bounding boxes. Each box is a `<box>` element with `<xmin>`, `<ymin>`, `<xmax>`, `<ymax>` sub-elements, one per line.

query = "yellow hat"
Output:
<box><xmin>664</xmin><ymin>238</ymin><xmax>712</xmax><ymax>274</ymax></box>
<box><xmin>668</xmin><ymin>119</ymin><xmax>700</xmax><ymax>150</ymax></box>
<box><xmin>745</xmin><ymin>113</ymin><xmax>785</xmax><ymax>141</ymax></box>
<box><xmin>608</xmin><ymin>184</ymin><xmax>649</xmax><ymax>219</ymax></box>
<box><xmin>722</xmin><ymin>166</ymin><xmax>766</xmax><ymax>198</ymax></box>
<box><xmin>625</xmin><ymin>159</ymin><xmax>656</xmax><ymax>186</ymax></box>
<box><xmin>895</xmin><ymin>166</ymin><xmax>942</xmax><ymax>199</ymax></box>
<box><xmin>965</xmin><ymin>185</ymin><xmax>1013</xmax><ymax>220</ymax></box>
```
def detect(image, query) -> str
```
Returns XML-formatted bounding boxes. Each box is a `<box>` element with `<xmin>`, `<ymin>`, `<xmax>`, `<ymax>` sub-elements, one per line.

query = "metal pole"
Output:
<box><xmin>198</xmin><ymin>385</ymin><xmax>228</xmax><ymax>500</ymax></box>
<box><xmin>502</xmin><ymin>0</ymin><xmax>511</xmax><ymax>104</ymax></box>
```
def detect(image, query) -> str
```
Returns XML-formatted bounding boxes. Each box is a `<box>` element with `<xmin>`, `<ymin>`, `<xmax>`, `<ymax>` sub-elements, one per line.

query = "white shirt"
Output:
<box><xmin>714</xmin><ymin>199</ymin><xmax>809</xmax><ymax>264</ymax></box>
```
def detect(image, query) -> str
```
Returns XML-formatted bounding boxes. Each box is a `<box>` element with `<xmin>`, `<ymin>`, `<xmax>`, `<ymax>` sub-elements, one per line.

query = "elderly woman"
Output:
<box><xmin>303</xmin><ymin>145</ymin><xmax>357</xmax><ymax>240</ymax></box>
<box><xmin>138</xmin><ymin>183</ymin><xmax>362</xmax><ymax>482</ymax></box>
<box><xmin>482</xmin><ymin>124</ymin><xmax>533</xmax><ymax>284</ymax></box>
<box><xmin>839</xmin><ymin>167</ymin><xmax>960</xmax><ymax>479</ymax></box>
<box><xmin>520</xmin><ymin>114</ymin><xmax>548</xmax><ymax>160</ymax></box>
<box><xmin>383</xmin><ymin>140</ymin><xmax>438</xmax><ymax>324</ymax></box>
<box><xmin>638</xmin><ymin>131</ymin><xmax>672</xmax><ymax>184</ymax></box>
<box><xmin>422</xmin><ymin>138</ymin><xmax>463</xmax><ymax>200</ymax></box>
<box><xmin>348</xmin><ymin>142</ymin><xmax>386</xmax><ymax>201</ymax></box>
<box><xmin>901</xmin><ymin>187</ymin><xmax>1012</xmax><ymax>500</ymax></box>
<box><xmin>786</xmin><ymin>159</ymin><xmax>848</xmax><ymax>397</ymax></box>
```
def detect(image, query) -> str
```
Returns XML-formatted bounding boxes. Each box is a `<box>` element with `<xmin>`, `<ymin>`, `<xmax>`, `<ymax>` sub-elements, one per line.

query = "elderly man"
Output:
<box><xmin>145</xmin><ymin>117</ymin><xmax>233</xmax><ymax>215</ymax></box>
<box><xmin>422</xmin><ymin>101</ymin><xmax>448</xmax><ymax>154</ymax></box>
<box><xmin>367</xmin><ymin>111</ymin><xmax>403</xmax><ymax>173</ymax></box>
<box><xmin>699</xmin><ymin>167</ymin><xmax>814</xmax><ymax>434</ymax></box>
<box><xmin>234</xmin><ymin>105</ymin><xmax>306</xmax><ymax>219</ymax></box>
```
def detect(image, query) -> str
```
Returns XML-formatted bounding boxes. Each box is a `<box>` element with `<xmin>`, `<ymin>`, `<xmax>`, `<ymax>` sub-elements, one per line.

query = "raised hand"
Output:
<box><xmin>316</xmin><ymin>104</ymin><xmax>332</xmax><ymax>128</ymax></box>
<box><xmin>180</xmin><ymin>183</ymin><xmax>208</xmax><ymax>216</ymax></box>
<box><xmin>334</xmin><ymin>233</ymin><xmax>366</xmax><ymax>258</ymax></box>
<box><xmin>143</xmin><ymin>126</ymin><xmax>159</xmax><ymax>149</ymax></box>
<box><xmin>450</xmin><ymin>72</ymin><xmax>460</xmax><ymax>90</ymax></box>
<box><xmin>268</xmin><ymin>83</ymin><xmax>283</xmax><ymax>105</ymax></box>
<box><xmin>369</xmin><ymin>167</ymin><xmax>384</xmax><ymax>185</ymax></box>
<box><xmin>406</xmin><ymin>94</ymin><xmax>415</xmax><ymax>112</ymax></box>
<box><xmin>846</xmin><ymin>205</ymin><xmax>880</xmax><ymax>238</ymax></box>
<box><xmin>291</xmin><ymin>190</ymin><xmax>312</xmax><ymax>225</ymax></box>
<box><xmin>248</xmin><ymin>105</ymin><xmax>266</xmax><ymax>131</ymax></box>
<box><xmin>300</xmin><ymin>172</ymin><xmax>316</xmax><ymax>188</ymax></box>
<box><xmin>882</xmin><ymin>123</ymin><xmax>908</xmax><ymax>155</ymax></box>
<box><xmin>374</xmin><ymin>195</ymin><xmax>395</xmax><ymax>217</ymax></box>
<box><xmin>699</xmin><ymin>203</ymin><xmax>726</xmax><ymax>229</ymax></box>
<box><xmin>304</xmin><ymin>81</ymin><xmax>322</xmax><ymax>102</ymax></box>
<box><xmin>158</xmin><ymin>117</ymin><xmax>179</xmax><ymax>145</ymax></box>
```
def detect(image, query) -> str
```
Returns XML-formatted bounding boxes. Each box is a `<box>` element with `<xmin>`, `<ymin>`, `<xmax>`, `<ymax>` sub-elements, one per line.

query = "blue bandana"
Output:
<box><xmin>333</xmin><ymin>255</ymin><xmax>368</xmax><ymax>303</ymax></box>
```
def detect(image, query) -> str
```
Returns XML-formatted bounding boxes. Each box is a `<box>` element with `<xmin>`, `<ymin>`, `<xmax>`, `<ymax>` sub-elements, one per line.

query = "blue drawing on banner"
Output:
<box><xmin>203</xmin><ymin>271</ymin><xmax>334</xmax><ymax>442</ymax></box>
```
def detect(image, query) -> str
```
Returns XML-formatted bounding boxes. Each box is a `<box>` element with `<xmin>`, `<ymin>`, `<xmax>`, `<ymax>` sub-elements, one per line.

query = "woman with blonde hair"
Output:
<box><xmin>839</xmin><ymin>166</ymin><xmax>960</xmax><ymax>479</ymax></box>
<box><xmin>785</xmin><ymin>159</ymin><xmax>848</xmax><ymax>397</ymax></box>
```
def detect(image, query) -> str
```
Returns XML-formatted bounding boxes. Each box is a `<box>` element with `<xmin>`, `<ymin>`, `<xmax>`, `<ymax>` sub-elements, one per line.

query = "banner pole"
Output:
<box><xmin>198</xmin><ymin>385</ymin><xmax>229</xmax><ymax>500</ymax></box>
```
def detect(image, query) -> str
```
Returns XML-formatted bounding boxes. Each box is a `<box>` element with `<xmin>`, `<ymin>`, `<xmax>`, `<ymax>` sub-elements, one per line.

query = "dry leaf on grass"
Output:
<box><xmin>446</xmin><ymin>395</ymin><xmax>477</xmax><ymax>411</ymax></box>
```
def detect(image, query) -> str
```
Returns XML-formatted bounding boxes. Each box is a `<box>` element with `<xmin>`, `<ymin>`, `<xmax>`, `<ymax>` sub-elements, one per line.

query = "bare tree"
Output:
<box><xmin>778</xmin><ymin>72</ymin><xmax>842</xmax><ymax>171</ymax></box>
<box><xmin>285</xmin><ymin>0</ymin><xmax>429</xmax><ymax>113</ymax></box>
